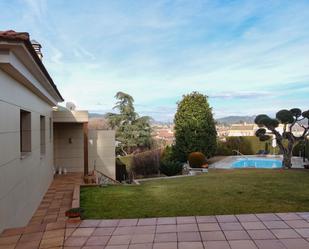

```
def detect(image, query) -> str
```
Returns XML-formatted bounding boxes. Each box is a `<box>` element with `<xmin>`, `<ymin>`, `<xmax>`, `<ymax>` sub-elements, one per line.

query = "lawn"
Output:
<box><xmin>80</xmin><ymin>169</ymin><xmax>309</xmax><ymax>219</ymax></box>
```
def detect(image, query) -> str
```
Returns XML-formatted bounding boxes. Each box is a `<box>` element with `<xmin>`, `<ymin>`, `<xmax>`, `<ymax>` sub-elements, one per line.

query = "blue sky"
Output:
<box><xmin>1</xmin><ymin>0</ymin><xmax>309</xmax><ymax>121</ymax></box>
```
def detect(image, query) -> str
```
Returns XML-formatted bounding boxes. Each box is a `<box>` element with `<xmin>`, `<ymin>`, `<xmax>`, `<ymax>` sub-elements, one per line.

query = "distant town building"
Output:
<box><xmin>152</xmin><ymin>124</ymin><xmax>174</xmax><ymax>146</ymax></box>
<box><xmin>227</xmin><ymin>123</ymin><xmax>257</xmax><ymax>136</ymax></box>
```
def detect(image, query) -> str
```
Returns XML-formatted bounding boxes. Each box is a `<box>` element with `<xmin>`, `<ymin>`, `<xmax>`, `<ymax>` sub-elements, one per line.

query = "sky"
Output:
<box><xmin>1</xmin><ymin>0</ymin><xmax>309</xmax><ymax>121</ymax></box>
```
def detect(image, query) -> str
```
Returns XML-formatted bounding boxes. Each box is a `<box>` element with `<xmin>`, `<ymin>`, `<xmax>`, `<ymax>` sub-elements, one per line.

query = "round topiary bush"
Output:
<box><xmin>188</xmin><ymin>152</ymin><xmax>207</xmax><ymax>168</ymax></box>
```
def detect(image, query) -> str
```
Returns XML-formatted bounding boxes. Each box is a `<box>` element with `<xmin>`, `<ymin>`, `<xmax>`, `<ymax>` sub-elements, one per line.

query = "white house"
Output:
<box><xmin>0</xmin><ymin>30</ymin><xmax>115</xmax><ymax>232</ymax></box>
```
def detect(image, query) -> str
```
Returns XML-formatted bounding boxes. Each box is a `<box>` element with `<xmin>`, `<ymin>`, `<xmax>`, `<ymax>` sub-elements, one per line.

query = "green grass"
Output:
<box><xmin>80</xmin><ymin>169</ymin><xmax>309</xmax><ymax>219</ymax></box>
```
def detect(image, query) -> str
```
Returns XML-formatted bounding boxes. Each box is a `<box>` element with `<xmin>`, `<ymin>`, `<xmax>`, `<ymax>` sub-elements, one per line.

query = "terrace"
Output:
<box><xmin>2</xmin><ymin>171</ymin><xmax>309</xmax><ymax>249</ymax></box>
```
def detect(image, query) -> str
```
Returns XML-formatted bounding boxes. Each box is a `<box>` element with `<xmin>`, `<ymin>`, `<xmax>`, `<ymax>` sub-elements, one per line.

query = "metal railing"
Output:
<box><xmin>232</xmin><ymin>150</ymin><xmax>249</xmax><ymax>159</ymax></box>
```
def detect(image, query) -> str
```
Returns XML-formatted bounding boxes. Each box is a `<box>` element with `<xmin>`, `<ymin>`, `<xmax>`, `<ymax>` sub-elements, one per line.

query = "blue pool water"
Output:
<box><xmin>232</xmin><ymin>158</ymin><xmax>282</xmax><ymax>169</ymax></box>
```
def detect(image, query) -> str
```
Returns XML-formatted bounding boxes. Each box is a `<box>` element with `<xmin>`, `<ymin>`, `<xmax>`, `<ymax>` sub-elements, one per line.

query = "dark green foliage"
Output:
<box><xmin>159</xmin><ymin>146</ymin><xmax>183</xmax><ymax>176</ymax></box>
<box><xmin>188</xmin><ymin>152</ymin><xmax>207</xmax><ymax>168</ymax></box>
<box><xmin>216</xmin><ymin>136</ymin><xmax>278</xmax><ymax>156</ymax></box>
<box><xmin>259</xmin><ymin>134</ymin><xmax>271</xmax><ymax>141</ymax></box>
<box><xmin>107</xmin><ymin>92</ymin><xmax>153</xmax><ymax>155</ymax></box>
<box><xmin>303</xmin><ymin>110</ymin><xmax>309</xmax><ymax>119</ymax></box>
<box><xmin>173</xmin><ymin>92</ymin><xmax>217</xmax><ymax>162</ymax></box>
<box><xmin>276</xmin><ymin>109</ymin><xmax>294</xmax><ymax>124</ymax></box>
<box><xmin>131</xmin><ymin>149</ymin><xmax>161</xmax><ymax>177</ymax></box>
<box><xmin>262</xmin><ymin>118</ymin><xmax>279</xmax><ymax>129</ymax></box>
<box><xmin>254</xmin><ymin>114</ymin><xmax>270</xmax><ymax>126</ymax></box>
<box><xmin>116</xmin><ymin>158</ymin><xmax>128</xmax><ymax>182</ymax></box>
<box><xmin>255</xmin><ymin>108</ymin><xmax>309</xmax><ymax>168</ymax></box>
<box><xmin>160</xmin><ymin>160</ymin><xmax>183</xmax><ymax>176</ymax></box>
<box><xmin>215</xmin><ymin>140</ymin><xmax>231</xmax><ymax>155</ymax></box>
<box><xmin>255</xmin><ymin>128</ymin><xmax>266</xmax><ymax>137</ymax></box>
<box><xmin>290</xmin><ymin>108</ymin><xmax>302</xmax><ymax>117</ymax></box>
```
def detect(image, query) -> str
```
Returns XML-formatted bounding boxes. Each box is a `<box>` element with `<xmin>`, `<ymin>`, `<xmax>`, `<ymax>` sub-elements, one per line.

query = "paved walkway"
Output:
<box><xmin>1</xmin><ymin>174</ymin><xmax>309</xmax><ymax>249</ymax></box>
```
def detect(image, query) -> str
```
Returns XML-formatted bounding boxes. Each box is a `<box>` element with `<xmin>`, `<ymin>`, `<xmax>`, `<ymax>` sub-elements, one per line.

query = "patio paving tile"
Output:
<box><xmin>254</xmin><ymin>239</ymin><xmax>286</xmax><ymax>249</ymax></box>
<box><xmin>108</xmin><ymin>235</ymin><xmax>132</xmax><ymax>245</ymax></box>
<box><xmin>64</xmin><ymin>236</ymin><xmax>88</xmax><ymax>246</ymax></box>
<box><xmin>247</xmin><ymin>229</ymin><xmax>276</xmax><ymax>240</ymax></box>
<box><xmin>279</xmin><ymin>238</ymin><xmax>309</xmax><ymax>249</ymax></box>
<box><xmin>224</xmin><ymin>230</ymin><xmax>250</xmax><ymax>240</ymax></box>
<box><xmin>177</xmin><ymin>232</ymin><xmax>201</xmax><ymax>242</ymax></box>
<box><xmin>220</xmin><ymin>222</ymin><xmax>243</xmax><ymax>231</ymax></box>
<box><xmin>198</xmin><ymin>223</ymin><xmax>221</xmax><ymax>231</ymax></box>
<box><xmin>82</xmin><ymin>246</ymin><xmax>103</xmax><ymax>249</ymax></box>
<box><xmin>203</xmin><ymin>240</ymin><xmax>231</xmax><ymax>249</ymax></box>
<box><xmin>177</xmin><ymin>224</ymin><xmax>199</xmax><ymax>232</ymax></box>
<box><xmin>71</xmin><ymin>228</ymin><xmax>95</xmax><ymax>237</ymax></box>
<box><xmin>45</xmin><ymin>221</ymin><xmax>66</xmax><ymax>231</ymax></box>
<box><xmin>157</xmin><ymin>217</ymin><xmax>176</xmax><ymax>225</ymax></box>
<box><xmin>99</xmin><ymin>220</ymin><xmax>120</xmax><ymax>227</ymax></box>
<box><xmin>104</xmin><ymin>245</ymin><xmax>129</xmax><ymax>249</ymax></box>
<box><xmin>19</xmin><ymin>231</ymin><xmax>43</xmax><ymax>242</ymax></box>
<box><xmin>119</xmin><ymin>219</ymin><xmax>138</xmax><ymax>227</ymax></box>
<box><xmin>131</xmin><ymin>234</ymin><xmax>154</xmax><ymax>244</ymax></box>
<box><xmin>24</xmin><ymin>224</ymin><xmax>47</xmax><ymax>234</ymax></box>
<box><xmin>216</xmin><ymin>215</ymin><xmax>238</xmax><ymax>223</ymax></box>
<box><xmin>85</xmin><ymin>236</ymin><xmax>110</xmax><ymax>245</ymax></box>
<box><xmin>201</xmin><ymin>231</ymin><xmax>226</xmax><ymax>241</ymax></box>
<box><xmin>80</xmin><ymin>220</ymin><xmax>101</xmax><ymax>228</ymax></box>
<box><xmin>196</xmin><ymin>216</ymin><xmax>217</xmax><ymax>223</ymax></box>
<box><xmin>154</xmin><ymin>233</ymin><xmax>177</xmax><ymax>242</ymax></box>
<box><xmin>0</xmin><ymin>245</ymin><xmax>17</xmax><ymax>249</ymax></box>
<box><xmin>228</xmin><ymin>240</ymin><xmax>258</xmax><ymax>249</ymax></box>
<box><xmin>134</xmin><ymin>226</ymin><xmax>155</xmax><ymax>234</ymax></box>
<box><xmin>176</xmin><ymin>216</ymin><xmax>196</xmax><ymax>224</ymax></box>
<box><xmin>0</xmin><ymin>235</ymin><xmax>20</xmax><ymax>245</ymax></box>
<box><xmin>39</xmin><ymin>236</ymin><xmax>64</xmax><ymax>248</ymax></box>
<box><xmin>178</xmin><ymin>241</ymin><xmax>204</xmax><ymax>249</ymax></box>
<box><xmin>128</xmin><ymin>243</ymin><xmax>152</xmax><ymax>249</ymax></box>
<box><xmin>256</xmin><ymin>214</ymin><xmax>281</xmax><ymax>221</ymax></box>
<box><xmin>276</xmin><ymin>213</ymin><xmax>302</xmax><ymax>221</ymax></box>
<box><xmin>93</xmin><ymin>227</ymin><xmax>115</xmax><ymax>236</ymax></box>
<box><xmin>263</xmin><ymin>221</ymin><xmax>290</xmax><ymax>229</ymax></box>
<box><xmin>153</xmin><ymin>242</ymin><xmax>177</xmax><ymax>249</ymax></box>
<box><xmin>241</xmin><ymin>222</ymin><xmax>266</xmax><ymax>230</ymax></box>
<box><xmin>0</xmin><ymin>227</ymin><xmax>24</xmax><ymax>237</ymax></box>
<box><xmin>3</xmin><ymin>174</ymin><xmax>309</xmax><ymax>249</ymax></box>
<box><xmin>285</xmin><ymin>219</ymin><xmax>309</xmax><ymax>228</ymax></box>
<box><xmin>271</xmin><ymin>228</ymin><xmax>301</xmax><ymax>239</ymax></box>
<box><xmin>65</xmin><ymin>228</ymin><xmax>76</xmax><ymax>239</ymax></box>
<box><xmin>15</xmin><ymin>240</ymin><xmax>40</xmax><ymax>249</ymax></box>
<box><xmin>156</xmin><ymin>225</ymin><xmax>177</xmax><ymax>233</ymax></box>
<box><xmin>113</xmin><ymin>226</ymin><xmax>136</xmax><ymax>235</ymax></box>
<box><xmin>296</xmin><ymin>228</ymin><xmax>309</xmax><ymax>238</ymax></box>
<box><xmin>137</xmin><ymin>218</ymin><xmax>157</xmax><ymax>226</ymax></box>
<box><xmin>236</xmin><ymin>214</ymin><xmax>259</xmax><ymax>222</ymax></box>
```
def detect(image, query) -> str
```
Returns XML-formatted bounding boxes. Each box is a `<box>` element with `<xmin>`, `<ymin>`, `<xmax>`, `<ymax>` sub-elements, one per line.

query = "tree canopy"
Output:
<box><xmin>106</xmin><ymin>92</ymin><xmax>152</xmax><ymax>155</ymax></box>
<box><xmin>255</xmin><ymin>108</ymin><xmax>309</xmax><ymax>168</ymax></box>
<box><xmin>173</xmin><ymin>92</ymin><xmax>217</xmax><ymax>162</ymax></box>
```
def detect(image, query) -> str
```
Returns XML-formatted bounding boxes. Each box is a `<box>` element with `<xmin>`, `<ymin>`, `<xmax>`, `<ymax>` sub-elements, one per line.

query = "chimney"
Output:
<box><xmin>31</xmin><ymin>39</ymin><xmax>43</xmax><ymax>60</ymax></box>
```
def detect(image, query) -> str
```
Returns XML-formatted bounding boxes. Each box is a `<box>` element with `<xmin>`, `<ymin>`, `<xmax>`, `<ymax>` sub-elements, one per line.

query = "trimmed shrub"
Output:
<box><xmin>131</xmin><ymin>149</ymin><xmax>161</xmax><ymax>177</ymax></box>
<box><xmin>188</xmin><ymin>152</ymin><xmax>206</xmax><ymax>168</ymax></box>
<box><xmin>159</xmin><ymin>146</ymin><xmax>182</xmax><ymax>176</ymax></box>
<box><xmin>160</xmin><ymin>160</ymin><xmax>182</xmax><ymax>176</ymax></box>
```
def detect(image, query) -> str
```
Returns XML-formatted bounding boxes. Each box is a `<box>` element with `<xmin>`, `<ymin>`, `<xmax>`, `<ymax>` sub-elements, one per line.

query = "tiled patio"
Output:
<box><xmin>1</xmin><ymin>174</ymin><xmax>309</xmax><ymax>249</ymax></box>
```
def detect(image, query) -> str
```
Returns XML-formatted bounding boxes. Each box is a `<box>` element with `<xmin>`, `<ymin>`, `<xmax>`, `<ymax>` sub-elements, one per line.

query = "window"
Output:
<box><xmin>40</xmin><ymin>115</ymin><xmax>46</xmax><ymax>155</ymax></box>
<box><xmin>20</xmin><ymin>110</ymin><xmax>31</xmax><ymax>154</ymax></box>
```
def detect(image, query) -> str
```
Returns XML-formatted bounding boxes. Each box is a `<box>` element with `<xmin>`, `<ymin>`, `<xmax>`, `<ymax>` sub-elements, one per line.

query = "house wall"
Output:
<box><xmin>53</xmin><ymin>123</ymin><xmax>84</xmax><ymax>172</ymax></box>
<box><xmin>53</xmin><ymin>125</ymin><xmax>115</xmax><ymax>179</ymax></box>
<box><xmin>0</xmin><ymin>68</ymin><xmax>54</xmax><ymax>232</ymax></box>
<box><xmin>89</xmin><ymin>130</ymin><xmax>115</xmax><ymax>179</ymax></box>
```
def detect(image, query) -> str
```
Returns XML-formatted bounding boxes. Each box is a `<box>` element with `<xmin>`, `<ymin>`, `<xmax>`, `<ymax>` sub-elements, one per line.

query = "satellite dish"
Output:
<box><xmin>66</xmin><ymin>102</ymin><xmax>76</xmax><ymax>111</ymax></box>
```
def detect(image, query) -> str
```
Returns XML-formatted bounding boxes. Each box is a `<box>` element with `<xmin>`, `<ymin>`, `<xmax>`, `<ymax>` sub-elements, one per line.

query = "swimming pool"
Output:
<box><xmin>232</xmin><ymin>158</ymin><xmax>282</xmax><ymax>169</ymax></box>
